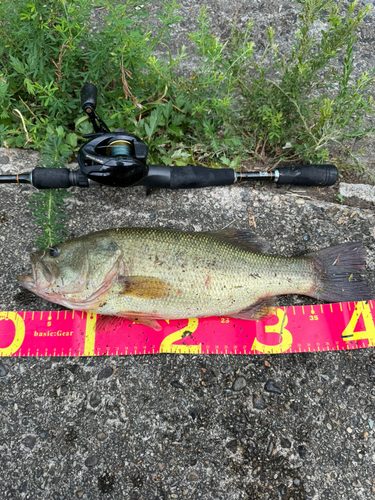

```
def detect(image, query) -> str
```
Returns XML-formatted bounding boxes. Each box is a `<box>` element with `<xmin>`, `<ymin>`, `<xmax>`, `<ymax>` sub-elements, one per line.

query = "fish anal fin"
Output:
<box><xmin>118</xmin><ymin>276</ymin><xmax>171</xmax><ymax>299</ymax></box>
<box><xmin>203</xmin><ymin>230</ymin><xmax>269</xmax><ymax>253</ymax></box>
<box><xmin>231</xmin><ymin>297</ymin><xmax>277</xmax><ymax>320</ymax></box>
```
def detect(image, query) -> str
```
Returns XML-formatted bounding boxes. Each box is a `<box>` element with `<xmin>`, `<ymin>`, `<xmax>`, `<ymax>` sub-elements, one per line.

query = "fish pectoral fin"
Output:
<box><xmin>118</xmin><ymin>276</ymin><xmax>172</xmax><ymax>299</ymax></box>
<box><xmin>132</xmin><ymin>317</ymin><xmax>162</xmax><ymax>331</ymax></box>
<box><xmin>96</xmin><ymin>315</ymin><xmax>126</xmax><ymax>332</ymax></box>
<box><xmin>231</xmin><ymin>297</ymin><xmax>277</xmax><ymax>320</ymax></box>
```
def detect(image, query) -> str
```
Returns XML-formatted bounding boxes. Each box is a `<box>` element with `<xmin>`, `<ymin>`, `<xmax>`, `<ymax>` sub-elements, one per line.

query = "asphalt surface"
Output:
<box><xmin>2</xmin><ymin>1</ymin><xmax>375</xmax><ymax>499</ymax></box>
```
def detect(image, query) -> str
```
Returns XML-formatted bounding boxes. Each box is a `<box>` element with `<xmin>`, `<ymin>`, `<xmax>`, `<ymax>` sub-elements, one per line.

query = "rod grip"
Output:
<box><xmin>170</xmin><ymin>166</ymin><xmax>235</xmax><ymax>189</ymax></box>
<box><xmin>276</xmin><ymin>164</ymin><xmax>338</xmax><ymax>186</ymax></box>
<box><xmin>32</xmin><ymin>168</ymin><xmax>71</xmax><ymax>189</ymax></box>
<box><xmin>81</xmin><ymin>83</ymin><xmax>97</xmax><ymax>112</ymax></box>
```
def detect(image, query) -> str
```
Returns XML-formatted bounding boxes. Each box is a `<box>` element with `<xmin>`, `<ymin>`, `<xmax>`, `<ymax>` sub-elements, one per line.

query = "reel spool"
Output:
<box><xmin>106</xmin><ymin>140</ymin><xmax>133</xmax><ymax>158</ymax></box>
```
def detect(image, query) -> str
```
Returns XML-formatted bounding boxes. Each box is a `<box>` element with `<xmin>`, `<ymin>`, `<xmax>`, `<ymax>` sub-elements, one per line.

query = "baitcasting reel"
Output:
<box><xmin>0</xmin><ymin>83</ymin><xmax>338</xmax><ymax>190</ymax></box>
<box><xmin>77</xmin><ymin>83</ymin><xmax>150</xmax><ymax>188</ymax></box>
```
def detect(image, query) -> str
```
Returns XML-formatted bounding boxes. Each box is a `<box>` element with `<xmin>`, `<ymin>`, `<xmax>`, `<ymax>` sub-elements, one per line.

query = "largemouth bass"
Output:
<box><xmin>18</xmin><ymin>228</ymin><xmax>371</xmax><ymax>330</ymax></box>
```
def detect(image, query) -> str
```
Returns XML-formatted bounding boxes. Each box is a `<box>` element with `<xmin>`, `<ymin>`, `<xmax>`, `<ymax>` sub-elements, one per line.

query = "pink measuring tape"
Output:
<box><xmin>0</xmin><ymin>301</ymin><xmax>374</xmax><ymax>357</ymax></box>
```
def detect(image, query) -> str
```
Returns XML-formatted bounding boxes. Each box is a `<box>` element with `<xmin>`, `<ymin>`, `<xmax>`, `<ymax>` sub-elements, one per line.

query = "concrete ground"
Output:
<box><xmin>1</xmin><ymin>1</ymin><xmax>375</xmax><ymax>499</ymax></box>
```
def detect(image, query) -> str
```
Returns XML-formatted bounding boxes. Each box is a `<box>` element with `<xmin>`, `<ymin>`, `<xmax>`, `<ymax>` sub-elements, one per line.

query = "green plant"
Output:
<box><xmin>30</xmin><ymin>187</ymin><xmax>70</xmax><ymax>249</ymax></box>
<box><xmin>229</xmin><ymin>0</ymin><xmax>375</xmax><ymax>163</ymax></box>
<box><xmin>28</xmin><ymin>154</ymin><xmax>71</xmax><ymax>248</ymax></box>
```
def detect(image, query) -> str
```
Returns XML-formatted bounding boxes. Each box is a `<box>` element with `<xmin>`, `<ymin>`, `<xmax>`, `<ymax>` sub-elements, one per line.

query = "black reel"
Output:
<box><xmin>77</xmin><ymin>132</ymin><xmax>149</xmax><ymax>187</ymax></box>
<box><xmin>77</xmin><ymin>83</ymin><xmax>151</xmax><ymax>187</ymax></box>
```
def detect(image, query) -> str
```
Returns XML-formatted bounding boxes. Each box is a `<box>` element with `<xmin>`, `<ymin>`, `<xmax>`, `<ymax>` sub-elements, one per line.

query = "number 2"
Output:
<box><xmin>160</xmin><ymin>318</ymin><xmax>201</xmax><ymax>354</ymax></box>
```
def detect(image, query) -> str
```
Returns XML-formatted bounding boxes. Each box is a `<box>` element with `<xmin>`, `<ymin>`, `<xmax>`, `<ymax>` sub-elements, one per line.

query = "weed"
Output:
<box><xmin>230</xmin><ymin>0</ymin><xmax>374</xmax><ymax>163</ymax></box>
<box><xmin>336</xmin><ymin>193</ymin><xmax>344</xmax><ymax>204</ymax></box>
<box><xmin>28</xmin><ymin>155</ymin><xmax>71</xmax><ymax>249</ymax></box>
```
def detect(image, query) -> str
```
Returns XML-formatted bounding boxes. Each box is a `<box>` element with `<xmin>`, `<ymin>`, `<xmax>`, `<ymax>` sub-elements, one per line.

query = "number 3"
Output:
<box><xmin>251</xmin><ymin>308</ymin><xmax>293</xmax><ymax>354</ymax></box>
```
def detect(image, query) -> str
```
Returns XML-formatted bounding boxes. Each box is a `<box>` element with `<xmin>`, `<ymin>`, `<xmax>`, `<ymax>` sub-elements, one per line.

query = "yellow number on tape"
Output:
<box><xmin>341</xmin><ymin>302</ymin><xmax>375</xmax><ymax>344</ymax></box>
<box><xmin>251</xmin><ymin>308</ymin><xmax>293</xmax><ymax>354</ymax></box>
<box><xmin>160</xmin><ymin>318</ymin><xmax>201</xmax><ymax>354</ymax></box>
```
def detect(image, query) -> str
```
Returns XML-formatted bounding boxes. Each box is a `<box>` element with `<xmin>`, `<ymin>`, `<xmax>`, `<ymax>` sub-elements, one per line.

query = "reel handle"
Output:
<box><xmin>81</xmin><ymin>83</ymin><xmax>97</xmax><ymax>113</ymax></box>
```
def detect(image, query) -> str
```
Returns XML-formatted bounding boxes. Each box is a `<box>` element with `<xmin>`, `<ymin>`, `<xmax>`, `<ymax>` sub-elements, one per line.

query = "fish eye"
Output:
<box><xmin>49</xmin><ymin>246</ymin><xmax>61</xmax><ymax>258</ymax></box>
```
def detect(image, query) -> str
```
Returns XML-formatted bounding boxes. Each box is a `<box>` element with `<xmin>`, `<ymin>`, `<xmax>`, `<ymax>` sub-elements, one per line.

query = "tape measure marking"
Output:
<box><xmin>0</xmin><ymin>301</ymin><xmax>374</xmax><ymax>357</ymax></box>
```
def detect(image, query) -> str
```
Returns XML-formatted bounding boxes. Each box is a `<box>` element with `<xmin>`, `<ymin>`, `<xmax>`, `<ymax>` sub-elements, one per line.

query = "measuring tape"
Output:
<box><xmin>0</xmin><ymin>301</ymin><xmax>374</xmax><ymax>357</ymax></box>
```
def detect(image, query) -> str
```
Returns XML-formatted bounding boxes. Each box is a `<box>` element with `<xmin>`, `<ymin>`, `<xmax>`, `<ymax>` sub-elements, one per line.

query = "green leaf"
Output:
<box><xmin>144</xmin><ymin>122</ymin><xmax>152</xmax><ymax>139</ymax></box>
<box><xmin>75</xmin><ymin>115</ymin><xmax>89</xmax><ymax>129</ymax></box>
<box><xmin>24</xmin><ymin>78</ymin><xmax>36</xmax><ymax>95</ymax></box>
<box><xmin>220</xmin><ymin>156</ymin><xmax>231</xmax><ymax>166</ymax></box>
<box><xmin>0</xmin><ymin>76</ymin><xmax>9</xmax><ymax>99</ymax></box>
<box><xmin>9</xmin><ymin>55</ymin><xmax>26</xmax><ymax>75</ymax></box>
<box><xmin>76</xmin><ymin>119</ymin><xmax>92</xmax><ymax>135</ymax></box>
<box><xmin>56</xmin><ymin>126</ymin><xmax>65</xmax><ymax>138</ymax></box>
<box><xmin>65</xmin><ymin>133</ymin><xmax>78</xmax><ymax>148</ymax></box>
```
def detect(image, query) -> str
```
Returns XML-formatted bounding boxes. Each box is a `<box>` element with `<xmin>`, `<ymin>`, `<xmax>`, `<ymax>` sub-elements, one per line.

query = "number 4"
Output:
<box><xmin>341</xmin><ymin>302</ymin><xmax>375</xmax><ymax>344</ymax></box>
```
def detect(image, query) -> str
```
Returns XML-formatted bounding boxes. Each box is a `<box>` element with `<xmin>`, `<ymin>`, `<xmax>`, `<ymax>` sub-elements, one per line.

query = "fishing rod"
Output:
<box><xmin>0</xmin><ymin>84</ymin><xmax>338</xmax><ymax>190</ymax></box>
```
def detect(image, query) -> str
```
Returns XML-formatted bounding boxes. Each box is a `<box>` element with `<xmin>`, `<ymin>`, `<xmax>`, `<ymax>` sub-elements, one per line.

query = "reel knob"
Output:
<box><xmin>81</xmin><ymin>83</ymin><xmax>97</xmax><ymax>113</ymax></box>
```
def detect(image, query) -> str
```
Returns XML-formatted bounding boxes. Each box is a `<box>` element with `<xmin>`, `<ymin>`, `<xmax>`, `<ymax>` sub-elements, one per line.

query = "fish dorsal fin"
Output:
<box><xmin>118</xmin><ymin>276</ymin><xmax>172</xmax><ymax>299</ymax></box>
<box><xmin>202</xmin><ymin>230</ymin><xmax>269</xmax><ymax>253</ymax></box>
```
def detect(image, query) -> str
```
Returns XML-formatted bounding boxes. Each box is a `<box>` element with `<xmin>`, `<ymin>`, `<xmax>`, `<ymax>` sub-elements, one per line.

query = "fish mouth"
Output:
<box><xmin>17</xmin><ymin>274</ymin><xmax>36</xmax><ymax>291</ymax></box>
<box><xmin>17</xmin><ymin>252</ymin><xmax>38</xmax><ymax>291</ymax></box>
<box><xmin>17</xmin><ymin>254</ymin><xmax>56</xmax><ymax>294</ymax></box>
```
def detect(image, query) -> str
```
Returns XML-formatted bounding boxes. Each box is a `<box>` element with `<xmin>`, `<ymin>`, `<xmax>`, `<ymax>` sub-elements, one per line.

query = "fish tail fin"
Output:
<box><xmin>308</xmin><ymin>242</ymin><xmax>372</xmax><ymax>302</ymax></box>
